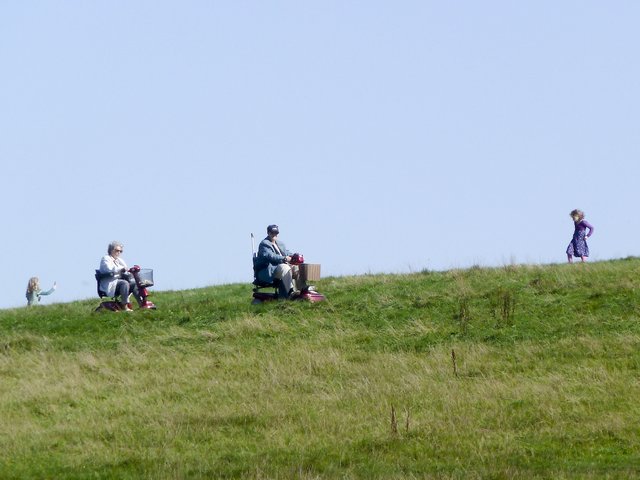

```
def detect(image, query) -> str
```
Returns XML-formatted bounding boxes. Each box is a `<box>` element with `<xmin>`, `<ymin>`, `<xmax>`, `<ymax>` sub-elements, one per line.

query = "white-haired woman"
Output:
<box><xmin>98</xmin><ymin>241</ymin><xmax>143</xmax><ymax>311</ymax></box>
<box><xmin>566</xmin><ymin>209</ymin><xmax>594</xmax><ymax>263</ymax></box>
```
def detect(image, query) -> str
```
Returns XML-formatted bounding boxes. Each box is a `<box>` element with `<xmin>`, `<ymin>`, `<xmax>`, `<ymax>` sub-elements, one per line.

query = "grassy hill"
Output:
<box><xmin>1</xmin><ymin>258</ymin><xmax>639</xmax><ymax>479</ymax></box>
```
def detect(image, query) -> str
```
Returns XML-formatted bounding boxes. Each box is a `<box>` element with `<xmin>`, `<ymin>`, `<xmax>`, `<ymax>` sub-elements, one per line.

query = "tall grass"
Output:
<box><xmin>0</xmin><ymin>259</ymin><xmax>639</xmax><ymax>478</ymax></box>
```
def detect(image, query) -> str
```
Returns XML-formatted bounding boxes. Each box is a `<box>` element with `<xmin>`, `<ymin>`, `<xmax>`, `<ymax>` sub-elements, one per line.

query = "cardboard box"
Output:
<box><xmin>299</xmin><ymin>263</ymin><xmax>321</xmax><ymax>281</ymax></box>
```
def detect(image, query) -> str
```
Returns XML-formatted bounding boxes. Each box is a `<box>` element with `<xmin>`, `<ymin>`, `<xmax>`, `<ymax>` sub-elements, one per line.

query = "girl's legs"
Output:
<box><xmin>567</xmin><ymin>254</ymin><xmax>573</xmax><ymax>263</ymax></box>
<box><xmin>580</xmin><ymin>256</ymin><xmax>587</xmax><ymax>262</ymax></box>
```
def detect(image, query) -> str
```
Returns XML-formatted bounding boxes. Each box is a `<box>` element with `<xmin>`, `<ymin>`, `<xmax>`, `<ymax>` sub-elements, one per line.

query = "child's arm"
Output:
<box><xmin>39</xmin><ymin>282</ymin><xmax>57</xmax><ymax>296</ymax></box>
<box><xmin>583</xmin><ymin>221</ymin><xmax>594</xmax><ymax>237</ymax></box>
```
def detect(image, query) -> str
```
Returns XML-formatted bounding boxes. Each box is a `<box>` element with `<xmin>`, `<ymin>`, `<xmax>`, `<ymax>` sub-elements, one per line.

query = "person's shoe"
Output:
<box><xmin>288</xmin><ymin>289</ymin><xmax>301</xmax><ymax>300</ymax></box>
<box><xmin>121</xmin><ymin>305</ymin><xmax>133</xmax><ymax>312</ymax></box>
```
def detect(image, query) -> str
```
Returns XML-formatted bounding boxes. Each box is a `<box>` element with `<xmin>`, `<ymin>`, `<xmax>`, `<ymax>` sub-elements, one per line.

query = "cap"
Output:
<box><xmin>267</xmin><ymin>224</ymin><xmax>279</xmax><ymax>235</ymax></box>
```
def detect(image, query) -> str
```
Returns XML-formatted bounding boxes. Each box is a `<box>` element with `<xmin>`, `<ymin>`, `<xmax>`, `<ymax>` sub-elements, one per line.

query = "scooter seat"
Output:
<box><xmin>95</xmin><ymin>270</ymin><xmax>110</xmax><ymax>298</ymax></box>
<box><xmin>253</xmin><ymin>279</ymin><xmax>276</xmax><ymax>288</ymax></box>
<box><xmin>95</xmin><ymin>270</ymin><xmax>120</xmax><ymax>300</ymax></box>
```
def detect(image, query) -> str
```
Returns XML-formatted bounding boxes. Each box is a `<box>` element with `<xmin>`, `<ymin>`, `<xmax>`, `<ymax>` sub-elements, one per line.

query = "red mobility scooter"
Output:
<box><xmin>94</xmin><ymin>265</ymin><xmax>157</xmax><ymax>312</ymax></box>
<box><xmin>251</xmin><ymin>233</ymin><xmax>326</xmax><ymax>304</ymax></box>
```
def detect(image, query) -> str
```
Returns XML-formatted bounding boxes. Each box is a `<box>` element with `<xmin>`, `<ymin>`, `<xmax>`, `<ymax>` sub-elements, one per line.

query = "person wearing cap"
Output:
<box><xmin>254</xmin><ymin>224</ymin><xmax>300</xmax><ymax>299</ymax></box>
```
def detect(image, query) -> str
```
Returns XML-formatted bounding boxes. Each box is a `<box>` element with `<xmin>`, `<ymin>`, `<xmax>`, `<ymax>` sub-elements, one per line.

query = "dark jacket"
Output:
<box><xmin>254</xmin><ymin>237</ymin><xmax>291</xmax><ymax>284</ymax></box>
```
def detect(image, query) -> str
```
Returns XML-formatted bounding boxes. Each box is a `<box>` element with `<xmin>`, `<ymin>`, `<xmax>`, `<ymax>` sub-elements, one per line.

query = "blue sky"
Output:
<box><xmin>2</xmin><ymin>1</ymin><xmax>638</xmax><ymax>309</ymax></box>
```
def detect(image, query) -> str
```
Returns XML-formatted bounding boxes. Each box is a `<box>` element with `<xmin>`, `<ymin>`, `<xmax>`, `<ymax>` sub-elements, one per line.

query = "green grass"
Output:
<box><xmin>1</xmin><ymin>258</ymin><xmax>640</xmax><ymax>479</ymax></box>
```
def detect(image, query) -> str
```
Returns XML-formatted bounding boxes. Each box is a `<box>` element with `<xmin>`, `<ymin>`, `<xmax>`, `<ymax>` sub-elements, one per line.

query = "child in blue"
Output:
<box><xmin>26</xmin><ymin>277</ymin><xmax>56</xmax><ymax>306</ymax></box>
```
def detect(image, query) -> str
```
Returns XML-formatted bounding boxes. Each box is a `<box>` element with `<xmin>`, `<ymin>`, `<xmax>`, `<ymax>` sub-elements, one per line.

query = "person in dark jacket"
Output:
<box><xmin>254</xmin><ymin>224</ymin><xmax>300</xmax><ymax>299</ymax></box>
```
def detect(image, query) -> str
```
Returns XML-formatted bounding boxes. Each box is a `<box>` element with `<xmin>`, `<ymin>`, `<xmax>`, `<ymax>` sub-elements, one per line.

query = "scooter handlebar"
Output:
<box><xmin>290</xmin><ymin>253</ymin><xmax>304</xmax><ymax>265</ymax></box>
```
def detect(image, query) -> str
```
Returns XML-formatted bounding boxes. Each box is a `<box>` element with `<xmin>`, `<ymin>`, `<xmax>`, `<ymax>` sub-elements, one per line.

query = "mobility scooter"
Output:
<box><xmin>94</xmin><ymin>265</ymin><xmax>157</xmax><ymax>312</ymax></box>
<box><xmin>251</xmin><ymin>233</ymin><xmax>326</xmax><ymax>304</ymax></box>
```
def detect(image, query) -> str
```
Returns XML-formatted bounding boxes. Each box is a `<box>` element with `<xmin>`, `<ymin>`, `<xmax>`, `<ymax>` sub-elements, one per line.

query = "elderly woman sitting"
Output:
<box><xmin>98</xmin><ymin>241</ymin><xmax>144</xmax><ymax>311</ymax></box>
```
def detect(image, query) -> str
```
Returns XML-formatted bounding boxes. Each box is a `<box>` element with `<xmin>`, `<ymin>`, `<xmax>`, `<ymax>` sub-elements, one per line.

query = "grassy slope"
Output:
<box><xmin>0</xmin><ymin>259</ymin><xmax>639</xmax><ymax>479</ymax></box>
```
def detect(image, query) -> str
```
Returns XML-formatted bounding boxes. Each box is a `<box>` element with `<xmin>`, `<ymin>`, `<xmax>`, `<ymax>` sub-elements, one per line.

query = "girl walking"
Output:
<box><xmin>566</xmin><ymin>209</ymin><xmax>594</xmax><ymax>263</ymax></box>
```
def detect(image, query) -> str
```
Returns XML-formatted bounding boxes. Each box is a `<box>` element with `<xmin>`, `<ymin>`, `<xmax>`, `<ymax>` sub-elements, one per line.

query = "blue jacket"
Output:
<box><xmin>26</xmin><ymin>285</ymin><xmax>56</xmax><ymax>306</ymax></box>
<box><xmin>254</xmin><ymin>237</ymin><xmax>291</xmax><ymax>284</ymax></box>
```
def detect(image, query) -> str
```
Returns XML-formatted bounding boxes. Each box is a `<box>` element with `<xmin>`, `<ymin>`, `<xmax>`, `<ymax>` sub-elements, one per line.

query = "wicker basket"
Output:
<box><xmin>299</xmin><ymin>263</ymin><xmax>321</xmax><ymax>281</ymax></box>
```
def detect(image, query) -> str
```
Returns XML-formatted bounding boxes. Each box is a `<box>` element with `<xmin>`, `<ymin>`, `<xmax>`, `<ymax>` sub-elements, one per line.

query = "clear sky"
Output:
<box><xmin>2</xmin><ymin>2</ymin><xmax>638</xmax><ymax>309</ymax></box>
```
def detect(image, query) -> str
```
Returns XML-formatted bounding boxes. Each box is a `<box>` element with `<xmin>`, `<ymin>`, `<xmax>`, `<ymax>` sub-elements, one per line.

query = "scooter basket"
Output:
<box><xmin>137</xmin><ymin>268</ymin><xmax>154</xmax><ymax>287</ymax></box>
<box><xmin>299</xmin><ymin>263</ymin><xmax>321</xmax><ymax>281</ymax></box>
